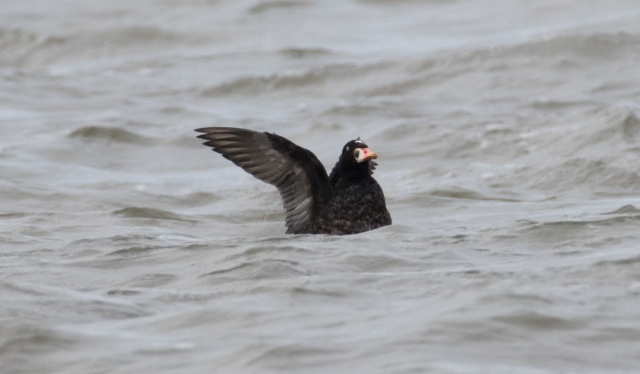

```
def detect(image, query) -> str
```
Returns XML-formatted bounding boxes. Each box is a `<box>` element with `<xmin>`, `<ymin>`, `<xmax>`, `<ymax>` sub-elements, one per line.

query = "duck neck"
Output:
<box><xmin>340</xmin><ymin>161</ymin><xmax>370</xmax><ymax>182</ymax></box>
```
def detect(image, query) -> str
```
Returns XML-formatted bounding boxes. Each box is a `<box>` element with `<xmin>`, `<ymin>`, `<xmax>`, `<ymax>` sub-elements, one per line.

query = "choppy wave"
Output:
<box><xmin>513</xmin><ymin>213</ymin><xmax>640</xmax><ymax>250</ymax></box>
<box><xmin>0</xmin><ymin>28</ymin><xmax>38</xmax><ymax>66</ymax></box>
<box><xmin>199</xmin><ymin>63</ymin><xmax>389</xmax><ymax>96</ymax></box>
<box><xmin>0</xmin><ymin>323</ymin><xmax>76</xmax><ymax>369</ymax></box>
<box><xmin>152</xmin><ymin>191</ymin><xmax>222</xmax><ymax>207</ymax></box>
<box><xmin>494</xmin><ymin>32</ymin><xmax>640</xmax><ymax>60</ymax></box>
<box><xmin>278</xmin><ymin>47</ymin><xmax>331</xmax><ymax>59</ymax></box>
<box><xmin>5</xmin><ymin>2</ymin><xmax>640</xmax><ymax>373</ymax></box>
<box><xmin>0</xmin><ymin>26</ymin><xmax>185</xmax><ymax>67</ymax></box>
<box><xmin>248</xmin><ymin>1</ymin><xmax>312</xmax><ymax>14</ymax></box>
<box><xmin>428</xmin><ymin>187</ymin><xmax>521</xmax><ymax>202</ymax></box>
<box><xmin>202</xmin><ymin>259</ymin><xmax>310</xmax><ymax>281</ymax></box>
<box><xmin>603</xmin><ymin>204</ymin><xmax>640</xmax><ymax>214</ymax></box>
<box><xmin>594</xmin><ymin>254</ymin><xmax>640</xmax><ymax>267</ymax></box>
<box><xmin>107</xmin><ymin>245</ymin><xmax>170</xmax><ymax>257</ymax></box>
<box><xmin>493</xmin><ymin>311</ymin><xmax>585</xmax><ymax>330</ymax></box>
<box><xmin>360</xmin><ymin>32</ymin><xmax>640</xmax><ymax>97</ymax></box>
<box><xmin>112</xmin><ymin>207</ymin><xmax>197</xmax><ymax>222</ymax></box>
<box><xmin>525</xmin><ymin>158</ymin><xmax>640</xmax><ymax>193</ymax></box>
<box><xmin>68</xmin><ymin>126</ymin><xmax>153</xmax><ymax>144</ymax></box>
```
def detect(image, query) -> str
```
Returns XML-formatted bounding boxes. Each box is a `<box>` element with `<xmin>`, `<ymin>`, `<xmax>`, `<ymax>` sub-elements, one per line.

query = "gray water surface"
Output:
<box><xmin>2</xmin><ymin>1</ymin><xmax>640</xmax><ymax>373</ymax></box>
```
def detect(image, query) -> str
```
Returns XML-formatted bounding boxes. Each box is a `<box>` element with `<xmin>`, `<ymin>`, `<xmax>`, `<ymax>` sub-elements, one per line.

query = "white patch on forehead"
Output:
<box><xmin>355</xmin><ymin>140</ymin><xmax>364</xmax><ymax>144</ymax></box>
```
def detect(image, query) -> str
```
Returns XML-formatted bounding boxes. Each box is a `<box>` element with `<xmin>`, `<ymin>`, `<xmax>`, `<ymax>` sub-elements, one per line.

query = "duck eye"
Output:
<box><xmin>354</xmin><ymin>149</ymin><xmax>360</xmax><ymax>158</ymax></box>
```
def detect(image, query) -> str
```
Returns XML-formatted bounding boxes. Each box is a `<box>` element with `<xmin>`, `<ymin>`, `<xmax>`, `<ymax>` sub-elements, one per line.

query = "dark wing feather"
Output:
<box><xmin>195</xmin><ymin>127</ymin><xmax>331</xmax><ymax>233</ymax></box>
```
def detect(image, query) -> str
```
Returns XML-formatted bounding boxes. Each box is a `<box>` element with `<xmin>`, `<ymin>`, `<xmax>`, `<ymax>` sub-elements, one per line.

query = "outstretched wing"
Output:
<box><xmin>195</xmin><ymin>127</ymin><xmax>331</xmax><ymax>234</ymax></box>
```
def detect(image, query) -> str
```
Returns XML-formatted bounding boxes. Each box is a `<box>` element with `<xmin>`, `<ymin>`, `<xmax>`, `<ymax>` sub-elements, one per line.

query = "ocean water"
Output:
<box><xmin>2</xmin><ymin>1</ymin><xmax>640</xmax><ymax>373</ymax></box>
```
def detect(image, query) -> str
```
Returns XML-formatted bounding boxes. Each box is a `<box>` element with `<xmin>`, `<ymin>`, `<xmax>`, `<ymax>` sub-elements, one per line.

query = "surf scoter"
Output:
<box><xmin>195</xmin><ymin>127</ymin><xmax>391</xmax><ymax>235</ymax></box>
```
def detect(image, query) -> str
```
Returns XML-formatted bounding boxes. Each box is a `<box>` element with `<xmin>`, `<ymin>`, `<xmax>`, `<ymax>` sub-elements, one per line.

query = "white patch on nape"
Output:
<box><xmin>346</xmin><ymin>146</ymin><xmax>350</xmax><ymax>151</ymax></box>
